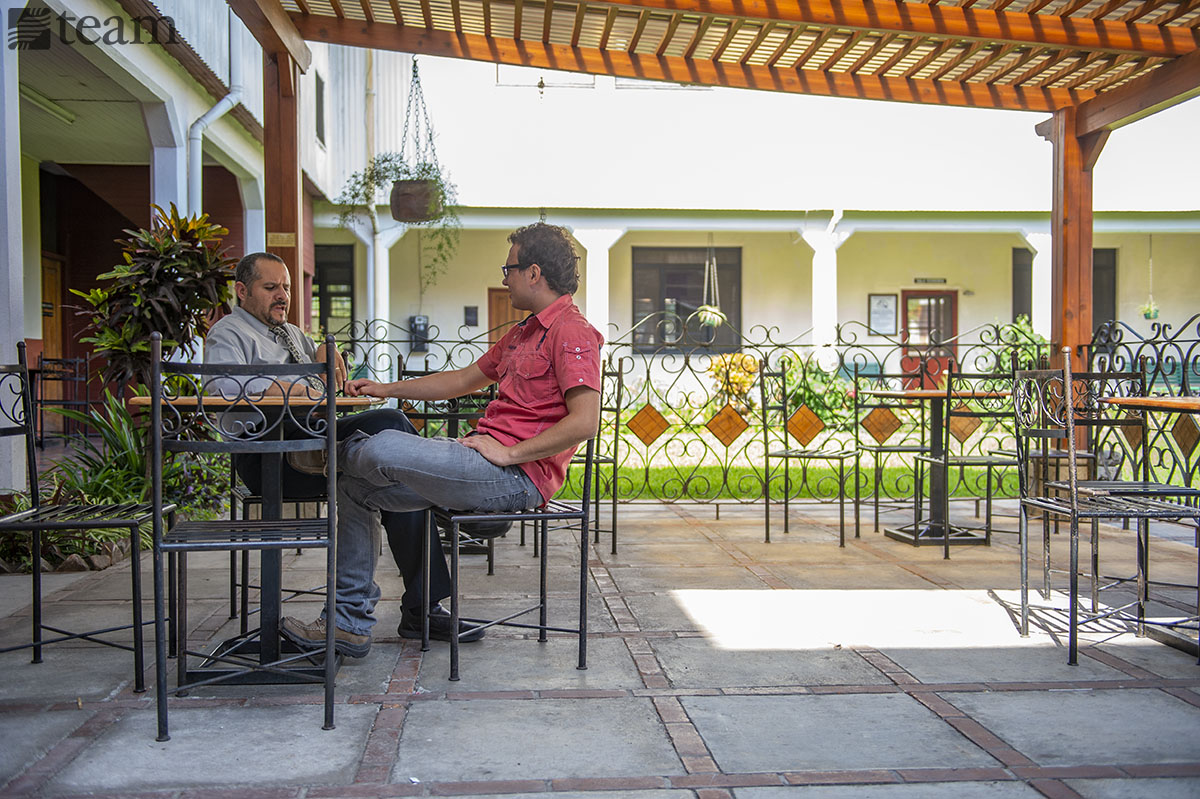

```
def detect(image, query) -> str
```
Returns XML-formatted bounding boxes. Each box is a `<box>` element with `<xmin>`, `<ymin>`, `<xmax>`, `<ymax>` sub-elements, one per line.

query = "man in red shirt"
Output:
<box><xmin>281</xmin><ymin>223</ymin><xmax>603</xmax><ymax>656</ymax></box>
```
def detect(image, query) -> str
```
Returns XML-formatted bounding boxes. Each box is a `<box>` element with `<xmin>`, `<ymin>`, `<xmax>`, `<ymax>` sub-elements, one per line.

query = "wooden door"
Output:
<box><xmin>487</xmin><ymin>287</ymin><xmax>525</xmax><ymax>344</ymax></box>
<box><xmin>900</xmin><ymin>290</ymin><xmax>958</xmax><ymax>388</ymax></box>
<box><xmin>41</xmin><ymin>257</ymin><xmax>64</xmax><ymax>432</ymax></box>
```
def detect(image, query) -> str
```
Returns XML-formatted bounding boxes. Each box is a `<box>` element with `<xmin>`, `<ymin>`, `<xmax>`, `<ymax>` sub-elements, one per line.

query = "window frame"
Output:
<box><xmin>631</xmin><ymin>245</ymin><xmax>743</xmax><ymax>353</ymax></box>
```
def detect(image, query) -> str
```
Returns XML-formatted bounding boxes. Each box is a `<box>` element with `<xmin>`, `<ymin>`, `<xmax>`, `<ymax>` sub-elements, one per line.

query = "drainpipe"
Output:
<box><xmin>188</xmin><ymin>8</ymin><xmax>242</xmax><ymax>217</ymax></box>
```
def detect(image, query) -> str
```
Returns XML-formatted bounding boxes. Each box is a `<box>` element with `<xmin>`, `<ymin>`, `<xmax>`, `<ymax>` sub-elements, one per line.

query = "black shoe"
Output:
<box><xmin>398</xmin><ymin>604</ymin><xmax>486</xmax><ymax>643</ymax></box>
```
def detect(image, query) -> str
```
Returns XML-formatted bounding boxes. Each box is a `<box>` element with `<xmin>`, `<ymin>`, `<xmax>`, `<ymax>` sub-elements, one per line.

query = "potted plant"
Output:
<box><xmin>72</xmin><ymin>203</ymin><xmax>236</xmax><ymax>387</ymax></box>
<box><xmin>1139</xmin><ymin>297</ymin><xmax>1160</xmax><ymax>320</ymax></box>
<box><xmin>336</xmin><ymin>151</ymin><xmax>460</xmax><ymax>293</ymax></box>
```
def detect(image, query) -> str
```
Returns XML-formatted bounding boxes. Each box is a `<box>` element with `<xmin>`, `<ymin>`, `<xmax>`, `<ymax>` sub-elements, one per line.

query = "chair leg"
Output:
<box><xmin>1068</xmin><ymin>516</ymin><xmax>1080</xmax><ymax>666</ymax></box>
<box><xmin>610</xmin><ymin>468</ymin><xmax>618</xmax><ymax>556</ymax></box>
<box><xmin>873</xmin><ymin>455</ymin><xmax>882</xmax><ymax>532</ymax></box>
<box><xmin>578</xmin><ymin>506</ymin><xmax>589</xmax><ymax>672</ymax></box>
<box><xmin>228</xmin><ymin>552</ymin><xmax>238</xmax><ymax>620</ymax></box>
<box><xmin>1019</xmin><ymin>503</ymin><xmax>1029</xmax><ymax>637</ymax></box>
<box><xmin>1136</xmin><ymin>518</ymin><xmax>1149</xmax><ymax>638</ymax></box>
<box><xmin>487</xmin><ymin>536</ymin><xmax>495</xmax><ymax>576</ymax></box>
<box><xmin>984</xmin><ymin>466</ymin><xmax>993</xmax><ymax>547</ymax></box>
<box><xmin>239</xmin><ymin>552</ymin><xmax>250</xmax><ymax>636</ymax></box>
<box><xmin>167</xmin><ymin>551</ymin><xmax>178</xmax><ymax>657</ymax></box>
<box><xmin>129</xmin><ymin>525</ymin><xmax>146</xmax><ymax>694</ymax></box>
<box><xmin>323</xmin><ymin>534</ymin><xmax>336</xmax><ymax>731</ymax></box>
<box><xmin>421</xmin><ymin>512</ymin><xmax>431</xmax><ymax>652</ymax></box>
<box><xmin>838</xmin><ymin>459</ymin><xmax>846</xmax><ymax>548</ymax></box>
<box><xmin>853</xmin><ymin>454</ymin><xmax>861</xmax><ymax>539</ymax></box>
<box><xmin>153</xmin><ymin>541</ymin><xmax>170</xmax><ymax>742</ymax></box>
<box><xmin>31</xmin><ymin>529</ymin><xmax>42</xmax><ymax>664</ymax></box>
<box><xmin>449</xmin><ymin>522</ymin><xmax>461</xmax><ymax>682</ymax></box>
<box><xmin>177</xmin><ymin>552</ymin><xmax>189</xmax><ymax>690</ymax></box>
<box><xmin>539</xmin><ymin>519</ymin><xmax>549</xmax><ymax>643</ymax></box>
<box><xmin>764</xmin><ymin>456</ymin><xmax>772</xmax><ymax>545</ymax></box>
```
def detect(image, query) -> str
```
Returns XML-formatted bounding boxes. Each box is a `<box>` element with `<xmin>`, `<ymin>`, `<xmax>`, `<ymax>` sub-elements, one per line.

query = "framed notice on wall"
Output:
<box><xmin>868</xmin><ymin>293</ymin><xmax>898</xmax><ymax>335</ymax></box>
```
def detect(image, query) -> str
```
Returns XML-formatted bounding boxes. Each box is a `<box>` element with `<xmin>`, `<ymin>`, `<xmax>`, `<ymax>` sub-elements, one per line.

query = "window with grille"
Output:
<box><xmin>631</xmin><ymin>246</ymin><xmax>741</xmax><ymax>351</ymax></box>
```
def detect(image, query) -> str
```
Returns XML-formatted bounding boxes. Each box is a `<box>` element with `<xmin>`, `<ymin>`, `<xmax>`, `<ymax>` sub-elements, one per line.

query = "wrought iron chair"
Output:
<box><xmin>914</xmin><ymin>368</ymin><xmax>1018</xmax><ymax>559</ymax></box>
<box><xmin>0</xmin><ymin>342</ymin><xmax>160</xmax><ymax>691</ymax></box>
<box><xmin>852</xmin><ymin>365</ymin><xmax>931</xmax><ymax>536</ymax></box>
<box><xmin>1013</xmin><ymin>349</ymin><xmax>1200</xmax><ymax>665</ymax></box>
<box><xmin>574</xmin><ymin>359</ymin><xmax>624</xmax><ymax>554</ymax></box>
<box><xmin>148</xmin><ymin>333</ymin><xmax>338</xmax><ymax>740</ymax></box>
<box><xmin>34</xmin><ymin>354</ymin><xmax>91</xmax><ymax>446</ymax></box>
<box><xmin>420</xmin><ymin>439</ymin><xmax>595</xmax><ymax>681</ymax></box>
<box><xmin>760</xmin><ymin>359</ymin><xmax>856</xmax><ymax>546</ymax></box>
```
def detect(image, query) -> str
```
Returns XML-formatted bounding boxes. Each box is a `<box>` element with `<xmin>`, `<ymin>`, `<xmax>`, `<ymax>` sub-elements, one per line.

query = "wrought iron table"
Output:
<box><xmin>864</xmin><ymin>388</ymin><xmax>1009</xmax><ymax>548</ymax></box>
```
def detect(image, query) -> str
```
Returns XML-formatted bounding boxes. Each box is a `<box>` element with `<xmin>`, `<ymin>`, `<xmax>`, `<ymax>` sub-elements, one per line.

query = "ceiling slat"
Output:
<box><xmin>1088</xmin><ymin>0</ymin><xmax>1131</xmax><ymax>19</ymax></box>
<box><xmin>598</xmin><ymin>6</ymin><xmax>618</xmax><ymax>50</ymax></box>
<box><xmin>1121</xmin><ymin>0</ymin><xmax>1175</xmax><ymax>24</ymax></box>
<box><xmin>483</xmin><ymin>0</ymin><xmax>492</xmax><ymax>37</ymax></box>
<box><xmin>988</xmin><ymin>45</ymin><xmax>1046</xmax><ymax>83</ymax></box>
<box><xmin>1062</xmin><ymin>53</ymin><xmax>1127</xmax><ymax>89</ymax></box>
<box><xmin>513</xmin><ymin>0</ymin><xmax>524</xmax><ymax>40</ymax></box>
<box><xmin>1010</xmin><ymin>49</ymin><xmax>1072</xmax><ymax>85</ymax></box>
<box><xmin>740</xmin><ymin>22</ymin><xmax>777</xmax><ymax>65</ymax></box>
<box><xmin>570</xmin><ymin>0</ymin><xmax>1196</xmax><ymax>57</ymax></box>
<box><xmin>710</xmin><ymin>19</ymin><xmax>744</xmax><ymax>62</ymax></box>
<box><xmin>291</xmin><ymin>15</ymin><xmax>1092</xmax><ymax>112</ymax></box>
<box><xmin>902</xmin><ymin>39</ymin><xmax>957</xmax><ymax>79</ymax></box>
<box><xmin>847</xmin><ymin>32</ymin><xmax>897</xmax><ymax>73</ymax></box>
<box><xmin>929</xmin><ymin>41</ymin><xmax>984</xmax><ymax>81</ymax></box>
<box><xmin>958</xmin><ymin>43</ymin><xmax>1015</xmax><ymax>82</ymax></box>
<box><xmin>388</xmin><ymin>0</ymin><xmax>403</xmax><ymax>26</ymax></box>
<box><xmin>420</xmin><ymin>0</ymin><xmax>433</xmax><ymax>29</ymax></box>
<box><xmin>451</xmin><ymin>0</ymin><xmax>462</xmax><ymax>29</ymax></box>
<box><xmin>627</xmin><ymin>9</ymin><xmax>652</xmax><ymax>52</ymax></box>
<box><xmin>358</xmin><ymin>0</ymin><xmax>373</xmax><ymax>23</ymax></box>
<box><xmin>1058</xmin><ymin>0</ymin><xmax>1093</xmax><ymax>15</ymax></box>
<box><xmin>1023</xmin><ymin>0</ymin><xmax>1057</xmax><ymax>13</ymax></box>
<box><xmin>1036</xmin><ymin>51</ymin><xmax>1105</xmax><ymax>87</ymax></box>
<box><xmin>683</xmin><ymin>14</ymin><xmax>713</xmax><ymax>58</ymax></box>
<box><xmin>543</xmin><ymin>0</ymin><xmax>554</xmax><ymax>41</ymax></box>
<box><xmin>765</xmin><ymin>25</ymin><xmax>805</xmax><ymax>68</ymax></box>
<box><xmin>571</xmin><ymin>2</ymin><xmax>586</xmax><ymax>46</ymax></box>
<box><xmin>656</xmin><ymin>12</ymin><xmax>682</xmax><ymax>57</ymax></box>
<box><xmin>329</xmin><ymin>0</ymin><xmax>345</xmax><ymax>18</ymax></box>
<box><xmin>874</xmin><ymin>36</ymin><xmax>925</xmax><ymax>75</ymax></box>
<box><xmin>819</xmin><ymin>31</ymin><xmax>865</xmax><ymax>71</ymax></box>
<box><xmin>790</xmin><ymin>27</ymin><xmax>835</xmax><ymax>70</ymax></box>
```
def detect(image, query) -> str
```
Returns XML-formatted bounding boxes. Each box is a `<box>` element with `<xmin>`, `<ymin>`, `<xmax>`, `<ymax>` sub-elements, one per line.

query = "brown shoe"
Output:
<box><xmin>280</xmin><ymin>616</ymin><xmax>370</xmax><ymax>658</ymax></box>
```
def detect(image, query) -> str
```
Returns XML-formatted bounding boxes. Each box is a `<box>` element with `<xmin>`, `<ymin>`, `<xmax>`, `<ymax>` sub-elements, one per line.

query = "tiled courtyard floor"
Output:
<box><xmin>2</xmin><ymin>500</ymin><xmax>1199</xmax><ymax>798</ymax></box>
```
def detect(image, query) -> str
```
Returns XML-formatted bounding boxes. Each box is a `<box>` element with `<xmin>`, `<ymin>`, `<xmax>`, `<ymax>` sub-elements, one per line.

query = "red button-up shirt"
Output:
<box><xmin>475</xmin><ymin>293</ymin><xmax>604</xmax><ymax>503</ymax></box>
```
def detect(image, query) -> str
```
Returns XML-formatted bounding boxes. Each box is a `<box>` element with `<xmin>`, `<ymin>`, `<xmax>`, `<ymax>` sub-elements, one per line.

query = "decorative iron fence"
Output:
<box><xmin>335</xmin><ymin>315</ymin><xmax>1052</xmax><ymax>508</ymax></box>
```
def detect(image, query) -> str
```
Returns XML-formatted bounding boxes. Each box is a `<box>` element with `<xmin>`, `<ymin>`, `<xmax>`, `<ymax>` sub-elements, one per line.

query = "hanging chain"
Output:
<box><xmin>399</xmin><ymin>57</ymin><xmax>440</xmax><ymax>169</ymax></box>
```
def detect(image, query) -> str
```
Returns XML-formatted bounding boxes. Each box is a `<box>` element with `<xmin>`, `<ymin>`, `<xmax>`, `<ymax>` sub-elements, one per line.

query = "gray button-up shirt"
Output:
<box><xmin>204</xmin><ymin>306</ymin><xmax>318</xmax><ymax>395</ymax></box>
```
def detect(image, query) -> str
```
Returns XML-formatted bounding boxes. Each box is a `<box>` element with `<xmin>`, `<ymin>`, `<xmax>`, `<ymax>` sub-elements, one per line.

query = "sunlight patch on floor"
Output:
<box><xmin>670</xmin><ymin>588</ymin><xmax>1052</xmax><ymax>651</ymax></box>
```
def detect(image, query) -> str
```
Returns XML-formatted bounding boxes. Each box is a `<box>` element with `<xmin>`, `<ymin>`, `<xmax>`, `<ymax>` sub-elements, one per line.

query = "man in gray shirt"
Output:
<box><xmin>205</xmin><ymin>252</ymin><xmax>495</xmax><ymax>651</ymax></box>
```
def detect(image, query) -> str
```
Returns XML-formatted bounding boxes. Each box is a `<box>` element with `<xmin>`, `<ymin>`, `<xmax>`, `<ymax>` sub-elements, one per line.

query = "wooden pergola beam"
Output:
<box><xmin>292</xmin><ymin>15</ymin><xmax>1092</xmax><ymax>111</ymax></box>
<box><xmin>228</xmin><ymin>0</ymin><xmax>313</xmax><ymax>73</ymax></box>
<box><xmin>1074</xmin><ymin>44</ymin><xmax>1200</xmax><ymax>134</ymax></box>
<box><xmin>582</xmin><ymin>0</ymin><xmax>1198</xmax><ymax>57</ymax></box>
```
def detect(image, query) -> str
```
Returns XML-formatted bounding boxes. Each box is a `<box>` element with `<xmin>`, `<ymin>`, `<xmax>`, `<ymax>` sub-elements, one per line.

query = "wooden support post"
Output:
<box><xmin>263</xmin><ymin>51</ymin><xmax>304</xmax><ymax>327</ymax></box>
<box><xmin>1038</xmin><ymin>106</ymin><xmax>1108</xmax><ymax>366</ymax></box>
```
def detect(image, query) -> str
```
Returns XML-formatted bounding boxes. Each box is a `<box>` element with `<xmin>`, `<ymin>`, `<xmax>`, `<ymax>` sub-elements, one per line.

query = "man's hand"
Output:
<box><xmin>314</xmin><ymin>346</ymin><xmax>347</xmax><ymax>391</ymax></box>
<box><xmin>459</xmin><ymin>433</ymin><xmax>514</xmax><ymax>467</ymax></box>
<box><xmin>345</xmin><ymin>377</ymin><xmax>393</xmax><ymax>398</ymax></box>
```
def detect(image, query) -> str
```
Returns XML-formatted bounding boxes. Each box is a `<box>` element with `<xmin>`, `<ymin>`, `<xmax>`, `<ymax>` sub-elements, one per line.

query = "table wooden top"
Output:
<box><xmin>127</xmin><ymin>395</ymin><xmax>380</xmax><ymax>408</ymax></box>
<box><xmin>1100</xmin><ymin>395</ymin><xmax>1200</xmax><ymax>412</ymax></box>
<box><xmin>863</xmin><ymin>389</ymin><xmax>1011</xmax><ymax>400</ymax></box>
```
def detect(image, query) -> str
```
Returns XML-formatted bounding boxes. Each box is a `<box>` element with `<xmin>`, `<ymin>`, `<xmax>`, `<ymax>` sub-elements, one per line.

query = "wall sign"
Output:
<box><xmin>868</xmin><ymin>293</ymin><xmax>898</xmax><ymax>335</ymax></box>
<box><xmin>914</xmin><ymin>277</ymin><xmax>947</xmax><ymax>284</ymax></box>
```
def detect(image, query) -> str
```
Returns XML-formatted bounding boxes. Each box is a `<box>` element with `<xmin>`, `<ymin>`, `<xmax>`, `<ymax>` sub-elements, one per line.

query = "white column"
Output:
<box><xmin>801</xmin><ymin>213</ymin><xmax>850</xmax><ymax>354</ymax></box>
<box><xmin>1022</xmin><ymin>230</ymin><xmax>1052</xmax><ymax>340</ymax></box>
<box><xmin>376</xmin><ymin>222</ymin><xmax>407</xmax><ymax>324</ymax></box>
<box><xmin>1</xmin><ymin>4</ymin><xmax>25</xmax><ymax>491</ymax></box>
<box><xmin>570</xmin><ymin>228</ymin><xmax>624</xmax><ymax>337</ymax></box>
<box><xmin>238</xmin><ymin>177</ymin><xmax>266</xmax><ymax>252</ymax></box>
<box><xmin>141</xmin><ymin>100</ymin><xmax>187</xmax><ymax>217</ymax></box>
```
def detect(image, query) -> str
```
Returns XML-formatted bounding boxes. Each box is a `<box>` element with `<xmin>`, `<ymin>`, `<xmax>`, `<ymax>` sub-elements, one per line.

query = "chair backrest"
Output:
<box><xmin>596</xmin><ymin>357</ymin><xmax>625</xmax><ymax>454</ymax></box>
<box><xmin>1012</xmin><ymin>348</ymin><xmax>1148</xmax><ymax>501</ymax></box>
<box><xmin>0</xmin><ymin>343</ymin><xmax>38</xmax><ymax>502</ymax></box>
<box><xmin>150</xmin><ymin>332</ymin><xmax>336</xmax><ymax>456</ymax></box>
<box><xmin>760</xmin><ymin>357</ymin><xmax>844</xmax><ymax>452</ymax></box>
<box><xmin>399</xmin><ymin>368</ymin><xmax>497</xmax><ymax>437</ymax></box>
<box><xmin>941</xmin><ymin>368</ymin><xmax>1013</xmax><ymax>454</ymax></box>
<box><xmin>852</xmin><ymin>364</ymin><xmax>928</xmax><ymax>450</ymax></box>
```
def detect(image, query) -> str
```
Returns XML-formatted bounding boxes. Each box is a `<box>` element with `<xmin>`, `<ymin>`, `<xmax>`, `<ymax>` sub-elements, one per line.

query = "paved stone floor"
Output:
<box><xmin>2</xmin><ymin>500</ymin><xmax>1199</xmax><ymax>798</ymax></box>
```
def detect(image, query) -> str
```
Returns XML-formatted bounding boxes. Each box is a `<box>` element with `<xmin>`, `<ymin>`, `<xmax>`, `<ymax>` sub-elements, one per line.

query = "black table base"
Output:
<box><xmin>885</xmin><ymin>520</ymin><xmax>988</xmax><ymax>547</ymax></box>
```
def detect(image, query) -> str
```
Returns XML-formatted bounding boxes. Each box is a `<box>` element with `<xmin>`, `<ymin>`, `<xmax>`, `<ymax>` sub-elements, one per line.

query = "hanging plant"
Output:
<box><xmin>335</xmin><ymin>58</ymin><xmax>460</xmax><ymax>291</ymax></box>
<box><xmin>697</xmin><ymin>235</ymin><xmax>726</xmax><ymax>328</ymax></box>
<box><xmin>1138</xmin><ymin>235</ymin><xmax>1158</xmax><ymax>320</ymax></box>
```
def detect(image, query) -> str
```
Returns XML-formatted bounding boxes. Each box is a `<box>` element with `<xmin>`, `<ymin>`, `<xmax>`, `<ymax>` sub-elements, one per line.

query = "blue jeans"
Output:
<box><xmin>333</xmin><ymin>430</ymin><xmax>542</xmax><ymax>636</ymax></box>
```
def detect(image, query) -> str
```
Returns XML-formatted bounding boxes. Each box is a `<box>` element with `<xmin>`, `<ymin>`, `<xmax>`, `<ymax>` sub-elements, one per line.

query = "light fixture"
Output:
<box><xmin>19</xmin><ymin>84</ymin><xmax>76</xmax><ymax>125</ymax></box>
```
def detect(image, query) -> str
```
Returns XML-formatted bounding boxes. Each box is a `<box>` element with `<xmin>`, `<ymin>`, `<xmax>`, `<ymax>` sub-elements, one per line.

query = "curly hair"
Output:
<box><xmin>508</xmin><ymin>223</ymin><xmax>580</xmax><ymax>295</ymax></box>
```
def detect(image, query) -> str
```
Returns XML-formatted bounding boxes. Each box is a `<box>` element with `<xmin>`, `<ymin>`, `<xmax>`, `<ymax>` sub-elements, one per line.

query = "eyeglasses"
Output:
<box><xmin>500</xmin><ymin>262</ymin><xmax>532</xmax><ymax>277</ymax></box>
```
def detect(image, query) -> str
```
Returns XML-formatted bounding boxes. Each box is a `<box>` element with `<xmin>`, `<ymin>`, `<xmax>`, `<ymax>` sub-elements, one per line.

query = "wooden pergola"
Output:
<box><xmin>230</xmin><ymin>0</ymin><xmax>1200</xmax><ymax>357</ymax></box>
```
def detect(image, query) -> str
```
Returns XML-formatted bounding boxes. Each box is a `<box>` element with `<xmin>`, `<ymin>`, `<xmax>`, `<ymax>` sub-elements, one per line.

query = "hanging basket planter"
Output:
<box><xmin>697</xmin><ymin>304</ymin><xmax>727</xmax><ymax>328</ymax></box>
<box><xmin>389</xmin><ymin>178</ymin><xmax>444</xmax><ymax>223</ymax></box>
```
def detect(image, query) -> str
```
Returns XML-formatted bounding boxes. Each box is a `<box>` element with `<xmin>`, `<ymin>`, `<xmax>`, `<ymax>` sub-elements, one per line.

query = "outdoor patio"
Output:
<box><xmin>2</xmin><ymin>499</ymin><xmax>1199</xmax><ymax>799</ymax></box>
